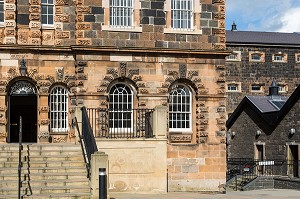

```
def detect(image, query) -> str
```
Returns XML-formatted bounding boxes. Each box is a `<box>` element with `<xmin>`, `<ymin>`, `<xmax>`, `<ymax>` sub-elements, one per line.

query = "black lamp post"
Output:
<box><xmin>19</xmin><ymin>57</ymin><xmax>27</xmax><ymax>76</ymax></box>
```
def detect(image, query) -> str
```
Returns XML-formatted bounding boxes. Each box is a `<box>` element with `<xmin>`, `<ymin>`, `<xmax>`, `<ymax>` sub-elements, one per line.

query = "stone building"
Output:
<box><xmin>226</xmin><ymin>28</ymin><xmax>300</xmax><ymax>114</ymax></box>
<box><xmin>226</xmin><ymin>82</ymin><xmax>300</xmax><ymax>178</ymax></box>
<box><xmin>0</xmin><ymin>0</ymin><xmax>227</xmax><ymax>195</ymax></box>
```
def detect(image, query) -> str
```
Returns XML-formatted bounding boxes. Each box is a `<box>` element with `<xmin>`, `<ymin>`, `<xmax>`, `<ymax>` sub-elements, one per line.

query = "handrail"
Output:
<box><xmin>81</xmin><ymin>106</ymin><xmax>98</xmax><ymax>162</ymax></box>
<box><xmin>72</xmin><ymin>117</ymin><xmax>90</xmax><ymax>178</ymax></box>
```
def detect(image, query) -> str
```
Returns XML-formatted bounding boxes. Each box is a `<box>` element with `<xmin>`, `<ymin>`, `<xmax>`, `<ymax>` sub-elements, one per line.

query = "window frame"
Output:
<box><xmin>227</xmin><ymin>83</ymin><xmax>239</xmax><ymax>92</ymax></box>
<box><xmin>226</xmin><ymin>51</ymin><xmax>241</xmax><ymax>61</ymax></box>
<box><xmin>109</xmin><ymin>0</ymin><xmax>134</xmax><ymax>29</ymax></box>
<box><xmin>169</xmin><ymin>84</ymin><xmax>192</xmax><ymax>133</ymax></box>
<box><xmin>49</xmin><ymin>86</ymin><xmax>69</xmax><ymax>133</ymax></box>
<box><xmin>295</xmin><ymin>54</ymin><xmax>300</xmax><ymax>63</ymax></box>
<box><xmin>250</xmin><ymin>85</ymin><xmax>263</xmax><ymax>93</ymax></box>
<box><xmin>171</xmin><ymin>0</ymin><xmax>194</xmax><ymax>31</ymax></box>
<box><xmin>108</xmin><ymin>83</ymin><xmax>134</xmax><ymax>132</ymax></box>
<box><xmin>251</xmin><ymin>54</ymin><xmax>261</xmax><ymax>62</ymax></box>
<box><xmin>41</xmin><ymin>0</ymin><xmax>54</xmax><ymax>27</ymax></box>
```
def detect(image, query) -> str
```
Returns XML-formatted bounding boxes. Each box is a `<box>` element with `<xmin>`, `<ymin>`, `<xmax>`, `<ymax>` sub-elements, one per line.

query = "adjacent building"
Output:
<box><xmin>0</xmin><ymin>0</ymin><xmax>228</xmax><ymax>194</ymax></box>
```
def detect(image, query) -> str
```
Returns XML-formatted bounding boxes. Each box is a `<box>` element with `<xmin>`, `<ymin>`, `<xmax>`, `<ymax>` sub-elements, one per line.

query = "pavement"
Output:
<box><xmin>109</xmin><ymin>189</ymin><xmax>300</xmax><ymax>199</ymax></box>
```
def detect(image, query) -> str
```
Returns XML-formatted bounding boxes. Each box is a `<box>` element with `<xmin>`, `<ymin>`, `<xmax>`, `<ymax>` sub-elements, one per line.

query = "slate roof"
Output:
<box><xmin>246</xmin><ymin>96</ymin><xmax>288</xmax><ymax>113</ymax></box>
<box><xmin>226</xmin><ymin>30</ymin><xmax>300</xmax><ymax>45</ymax></box>
<box><xmin>226</xmin><ymin>84</ymin><xmax>300</xmax><ymax>134</ymax></box>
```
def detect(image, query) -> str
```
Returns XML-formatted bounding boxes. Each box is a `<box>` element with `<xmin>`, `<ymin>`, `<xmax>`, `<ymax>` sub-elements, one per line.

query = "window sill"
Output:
<box><xmin>226</xmin><ymin>59</ymin><xmax>241</xmax><ymax>62</ymax></box>
<box><xmin>169</xmin><ymin>130</ymin><xmax>193</xmax><ymax>134</ymax></box>
<box><xmin>164</xmin><ymin>28</ymin><xmax>202</xmax><ymax>35</ymax></box>
<box><xmin>42</xmin><ymin>25</ymin><xmax>55</xmax><ymax>29</ymax></box>
<box><xmin>102</xmin><ymin>25</ymin><xmax>142</xmax><ymax>32</ymax></box>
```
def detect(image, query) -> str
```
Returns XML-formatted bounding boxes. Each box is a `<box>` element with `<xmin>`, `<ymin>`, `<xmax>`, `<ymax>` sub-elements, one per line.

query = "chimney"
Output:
<box><xmin>269</xmin><ymin>80</ymin><xmax>279</xmax><ymax>96</ymax></box>
<box><xmin>231</xmin><ymin>21</ymin><xmax>237</xmax><ymax>31</ymax></box>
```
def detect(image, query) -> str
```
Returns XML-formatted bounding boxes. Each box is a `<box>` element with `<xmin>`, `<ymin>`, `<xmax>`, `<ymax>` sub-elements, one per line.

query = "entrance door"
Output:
<box><xmin>255</xmin><ymin>144</ymin><xmax>264</xmax><ymax>175</ymax></box>
<box><xmin>7</xmin><ymin>81</ymin><xmax>37</xmax><ymax>143</ymax></box>
<box><xmin>288</xmin><ymin>145</ymin><xmax>299</xmax><ymax>177</ymax></box>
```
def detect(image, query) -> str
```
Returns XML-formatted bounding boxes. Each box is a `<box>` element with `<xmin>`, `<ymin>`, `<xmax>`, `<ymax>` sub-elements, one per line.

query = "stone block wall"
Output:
<box><xmin>226</xmin><ymin>45</ymin><xmax>300</xmax><ymax>113</ymax></box>
<box><xmin>167</xmin><ymin>143</ymin><xmax>226</xmax><ymax>192</ymax></box>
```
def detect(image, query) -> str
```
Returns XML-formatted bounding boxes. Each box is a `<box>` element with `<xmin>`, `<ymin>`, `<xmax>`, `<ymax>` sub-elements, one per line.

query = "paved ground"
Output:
<box><xmin>110</xmin><ymin>189</ymin><xmax>300</xmax><ymax>199</ymax></box>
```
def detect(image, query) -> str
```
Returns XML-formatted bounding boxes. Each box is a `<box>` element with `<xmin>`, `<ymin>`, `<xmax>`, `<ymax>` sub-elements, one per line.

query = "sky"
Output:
<box><xmin>226</xmin><ymin>0</ymin><xmax>300</xmax><ymax>32</ymax></box>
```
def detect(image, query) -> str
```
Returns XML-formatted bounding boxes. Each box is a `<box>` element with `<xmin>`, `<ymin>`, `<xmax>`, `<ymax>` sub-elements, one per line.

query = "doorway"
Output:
<box><xmin>7</xmin><ymin>81</ymin><xmax>37</xmax><ymax>143</ymax></box>
<box><xmin>255</xmin><ymin>144</ymin><xmax>265</xmax><ymax>175</ymax></box>
<box><xmin>288</xmin><ymin>145</ymin><xmax>299</xmax><ymax>177</ymax></box>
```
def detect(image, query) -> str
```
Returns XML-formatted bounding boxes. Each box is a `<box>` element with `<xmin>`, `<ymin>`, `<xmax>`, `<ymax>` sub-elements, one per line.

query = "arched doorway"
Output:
<box><xmin>7</xmin><ymin>80</ymin><xmax>37</xmax><ymax>143</ymax></box>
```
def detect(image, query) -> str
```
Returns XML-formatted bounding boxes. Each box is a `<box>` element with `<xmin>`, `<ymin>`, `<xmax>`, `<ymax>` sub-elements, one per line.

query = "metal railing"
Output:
<box><xmin>73</xmin><ymin>107</ymin><xmax>98</xmax><ymax>178</ymax></box>
<box><xmin>227</xmin><ymin>158</ymin><xmax>300</xmax><ymax>190</ymax></box>
<box><xmin>18</xmin><ymin>116</ymin><xmax>23</xmax><ymax>199</ymax></box>
<box><xmin>87</xmin><ymin>108</ymin><xmax>154</xmax><ymax>139</ymax></box>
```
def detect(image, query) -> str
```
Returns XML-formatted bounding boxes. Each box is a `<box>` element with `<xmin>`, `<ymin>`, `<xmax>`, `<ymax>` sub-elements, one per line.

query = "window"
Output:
<box><xmin>226</xmin><ymin>51</ymin><xmax>241</xmax><ymax>61</ymax></box>
<box><xmin>274</xmin><ymin>55</ymin><xmax>283</xmax><ymax>62</ymax></box>
<box><xmin>251</xmin><ymin>85</ymin><xmax>262</xmax><ymax>92</ymax></box>
<box><xmin>227</xmin><ymin>54</ymin><xmax>237</xmax><ymax>61</ymax></box>
<box><xmin>0</xmin><ymin>0</ymin><xmax>4</xmax><ymax>23</ymax></box>
<box><xmin>251</xmin><ymin>54</ymin><xmax>261</xmax><ymax>61</ymax></box>
<box><xmin>110</xmin><ymin>0</ymin><xmax>133</xmax><ymax>28</ymax></box>
<box><xmin>50</xmin><ymin>86</ymin><xmax>68</xmax><ymax>132</ymax></box>
<box><xmin>109</xmin><ymin>83</ymin><xmax>133</xmax><ymax>131</ymax></box>
<box><xmin>171</xmin><ymin>0</ymin><xmax>193</xmax><ymax>30</ymax></box>
<box><xmin>227</xmin><ymin>84</ymin><xmax>238</xmax><ymax>92</ymax></box>
<box><xmin>296</xmin><ymin>54</ymin><xmax>300</xmax><ymax>63</ymax></box>
<box><xmin>278</xmin><ymin>85</ymin><xmax>288</xmax><ymax>93</ymax></box>
<box><xmin>41</xmin><ymin>0</ymin><xmax>54</xmax><ymax>26</ymax></box>
<box><xmin>169</xmin><ymin>84</ymin><xmax>192</xmax><ymax>132</ymax></box>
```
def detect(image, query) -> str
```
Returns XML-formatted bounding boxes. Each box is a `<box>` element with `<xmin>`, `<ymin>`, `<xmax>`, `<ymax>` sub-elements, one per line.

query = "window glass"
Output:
<box><xmin>110</xmin><ymin>0</ymin><xmax>133</xmax><ymax>28</ymax></box>
<box><xmin>109</xmin><ymin>83</ymin><xmax>133</xmax><ymax>130</ymax></box>
<box><xmin>171</xmin><ymin>0</ymin><xmax>193</xmax><ymax>30</ymax></box>
<box><xmin>227</xmin><ymin>84</ymin><xmax>238</xmax><ymax>91</ymax></box>
<box><xmin>169</xmin><ymin>84</ymin><xmax>192</xmax><ymax>131</ymax></box>
<box><xmin>50</xmin><ymin>86</ymin><xmax>68</xmax><ymax>132</ymax></box>
<box><xmin>0</xmin><ymin>0</ymin><xmax>4</xmax><ymax>23</ymax></box>
<box><xmin>251</xmin><ymin>54</ymin><xmax>261</xmax><ymax>61</ymax></box>
<box><xmin>41</xmin><ymin>0</ymin><xmax>54</xmax><ymax>25</ymax></box>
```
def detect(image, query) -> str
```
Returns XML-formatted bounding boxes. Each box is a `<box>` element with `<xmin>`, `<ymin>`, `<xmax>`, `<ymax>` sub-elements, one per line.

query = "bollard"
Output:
<box><xmin>99</xmin><ymin>168</ymin><xmax>107</xmax><ymax>199</ymax></box>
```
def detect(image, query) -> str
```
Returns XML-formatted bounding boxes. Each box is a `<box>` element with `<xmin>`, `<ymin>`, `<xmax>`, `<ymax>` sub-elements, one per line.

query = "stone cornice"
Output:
<box><xmin>0</xmin><ymin>45</ymin><xmax>230</xmax><ymax>55</ymax></box>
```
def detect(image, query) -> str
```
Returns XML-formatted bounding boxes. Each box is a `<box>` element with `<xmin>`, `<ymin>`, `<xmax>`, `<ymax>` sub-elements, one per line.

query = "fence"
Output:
<box><xmin>87</xmin><ymin>108</ymin><xmax>154</xmax><ymax>139</ymax></box>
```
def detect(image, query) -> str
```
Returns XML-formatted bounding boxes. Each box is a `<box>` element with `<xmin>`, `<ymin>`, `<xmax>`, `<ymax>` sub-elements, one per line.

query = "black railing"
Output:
<box><xmin>227</xmin><ymin>158</ymin><xmax>300</xmax><ymax>190</ymax></box>
<box><xmin>87</xmin><ymin>108</ymin><xmax>154</xmax><ymax>139</ymax></box>
<box><xmin>18</xmin><ymin>116</ymin><xmax>23</xmax><ymax>199</ymax></box>
<box><xmin>81</xmin><ymin>106</ymin><xmax>98</xmax><ymax>164</ymax></box>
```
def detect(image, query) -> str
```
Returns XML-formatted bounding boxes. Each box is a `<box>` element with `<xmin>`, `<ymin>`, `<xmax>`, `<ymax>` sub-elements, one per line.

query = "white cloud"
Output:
<box><xmin>226</xmin><ymin>0</ymin><xmax>300</xmax><ymax>32</ymax></box>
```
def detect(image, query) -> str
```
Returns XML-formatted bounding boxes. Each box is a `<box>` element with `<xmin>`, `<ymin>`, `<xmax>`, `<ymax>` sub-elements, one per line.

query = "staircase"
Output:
<box><xmin>0</xmin><ymin>143</ymin><xmax>91</xmax><ymax>198</ymax></box>
<box><xmin>227</xmin><ymin>175</ymin><xmax>257</xmax><ymax>191</ymax></box>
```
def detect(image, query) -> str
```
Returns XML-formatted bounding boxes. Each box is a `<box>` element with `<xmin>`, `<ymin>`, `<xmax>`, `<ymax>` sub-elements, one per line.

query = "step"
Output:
<box><xmin>0</xmin><ymin>178</ymin><xmax>89</xmax><ymax>188</ymax></box>
<box><xmin>0</xmin><ymin>166</ymin><xmax>87</xmax><ymax>175</ymax></box>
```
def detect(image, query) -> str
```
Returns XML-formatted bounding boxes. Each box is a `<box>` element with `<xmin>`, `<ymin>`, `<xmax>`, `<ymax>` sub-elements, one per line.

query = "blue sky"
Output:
<box><xmin>226</xmin><ymin>0</ymin><xmax>300</xmax><ymax>32</ymax></box>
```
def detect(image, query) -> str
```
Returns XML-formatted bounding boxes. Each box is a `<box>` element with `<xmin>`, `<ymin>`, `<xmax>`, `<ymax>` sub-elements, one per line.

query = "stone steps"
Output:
<box><xmin>0</xmin><ymin>143</ymin><xmax>91</xmax><ymax>198</ymax></box>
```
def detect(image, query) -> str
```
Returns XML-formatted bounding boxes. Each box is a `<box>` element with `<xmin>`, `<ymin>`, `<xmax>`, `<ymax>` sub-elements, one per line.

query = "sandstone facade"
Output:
<box><xmin>0</xmin><ymin>0</ymin><xmax>227</xmax><ymax>193</ymax></box>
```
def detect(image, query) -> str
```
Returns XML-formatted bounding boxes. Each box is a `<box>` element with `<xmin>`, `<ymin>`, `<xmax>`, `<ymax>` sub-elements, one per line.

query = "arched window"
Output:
<box><xmin>49</xmin><ymin>86</ymin><xmax>68</xmax><ymax>132</ymax></box>
<box><xmin>169</xmin><ymin>84</ymin><xmax>192</xmax><ymax>132</ymax></box>
<box><xmin>109</xmin><ymin>83</ymin><xmax>133</xmax><ymax>131</ymax></box>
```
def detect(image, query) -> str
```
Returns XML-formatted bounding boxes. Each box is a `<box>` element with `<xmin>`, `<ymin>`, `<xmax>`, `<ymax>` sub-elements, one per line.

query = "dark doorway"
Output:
<box><xmin>8</xmin><ymin>94</ymin><xmax>37</xmax><ymax>143</ymax></box>
<box><xmin>256</xmin><ymin>144</ymin><xmax>264</xmax><ymax>175</ymax></box>
<box><xmin>288</xmin><ymin>145</ymin><xmax>299</xmax><ymax>177</ymax></box>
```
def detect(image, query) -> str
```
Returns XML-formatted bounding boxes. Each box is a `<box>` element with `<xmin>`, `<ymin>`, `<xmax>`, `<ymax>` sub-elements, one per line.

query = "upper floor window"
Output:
<box><xmin>226</xmin><ymin>51</ymin><xmax>241</xmax><ymax>61</ymax></box>
<box><xmin>41</xmin><ymin>0</ymin><xmax>54</xmax><ymax>26</ymax></box>
<box><xmin>0</xmin><ymin>0</ymin><xmax>4</xmax><ymax>23</ymax></box>
<box><xmin>169</xmin><ymin>84</ymin><xmax>192</xmax><ymax>132</ymax></box>
<box><xmin>110</xmin><ymin>0</ymin><xmax>133</xmax><ymax>28</ymax></box>
<box><xmin>171</xmin><ymin>0</ymin><xmax>193</xmax><ymax>30</ymax></box>
<box><xmin>251</xmin><ymin>85</ymin><xmax>263</xmax><ymax>92</ymax></box>
<box><xmin>109</xmin><ymin>83</ymin><xmax>133</xmax><ymax>131</ymax></box>
<box><xmin>227</xmin><ymin>83</ymin><xmax>240</xmax><ymax>92</ymax></box>
<box><xmin>251</xmin><ymin>54</ymin><xmax>261</xmax><ymax>61</ymax></box>
<box><xmin>49</xmin><ymin>86</ymin><xmax>68</xmax><ymax>132</ymax></box>
<box><xmin>272</xmin><ymin>53</ymin><xmax>287</xmax><ymax>63</ymax></box>
<box><xmin>296</xmin><ymin>54</ymin><xmax>300</xmax><ymax>63</ymax></box>
<box><xmin>278</xmin><ymin>84</ymin><xmax>288</xmax><ymax>93</ymax></box>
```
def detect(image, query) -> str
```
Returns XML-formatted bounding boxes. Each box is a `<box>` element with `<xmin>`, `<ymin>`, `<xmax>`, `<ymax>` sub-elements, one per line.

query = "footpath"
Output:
<box><xmin>110</xmin><ymin>189</ymin><xmax>300</xmax><ymax>199</ymax></box>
